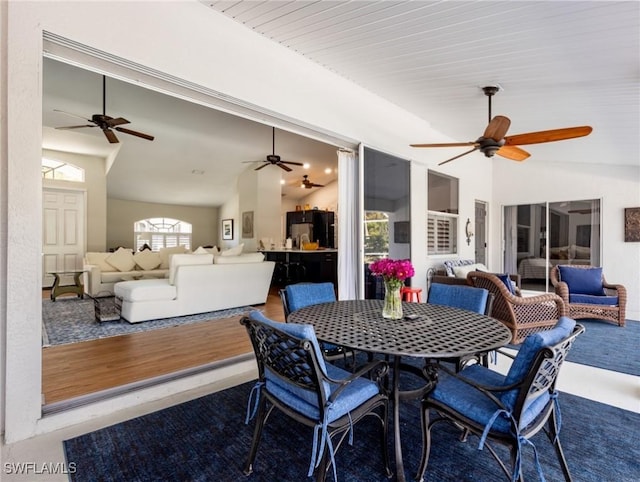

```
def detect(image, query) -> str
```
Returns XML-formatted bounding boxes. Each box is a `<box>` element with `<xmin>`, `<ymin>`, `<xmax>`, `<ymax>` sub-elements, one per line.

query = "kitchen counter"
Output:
<box><xmin>260</xmin><ymin>249</ymin><xmax>338</xmax><ymax>286</ymax></box>
<box><xmin>259</xmin><ymin>248</ymin><xmax>338</xmax><ymax>253</ymax></box>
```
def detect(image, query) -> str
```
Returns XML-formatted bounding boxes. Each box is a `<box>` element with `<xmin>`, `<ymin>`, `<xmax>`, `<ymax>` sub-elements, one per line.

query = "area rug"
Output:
<box><xmin>560</xmin><ymin>319</ymin><xmax>639</xmax><ymax>376</ymax></box>
<box><xmin>42</xmin><ymin>298</ymin><xmax>258</xmax><ymax>347</ymax></box>
<box><xmin>64</xmin><ymin>380</ymin><xmax>640</xmax><ymax>482</ymax></box>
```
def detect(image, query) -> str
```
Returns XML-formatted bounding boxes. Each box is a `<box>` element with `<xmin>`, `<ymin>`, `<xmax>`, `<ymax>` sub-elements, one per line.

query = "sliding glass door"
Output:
<box><xmin>362</xmin><ymin>147</ymin><xmax>411</xmax><ymax>299</ymax></box>
<box><xmin>505</xmin><ymin>199</ymin><xmax>601</xmax><ymax>292</ymax></box>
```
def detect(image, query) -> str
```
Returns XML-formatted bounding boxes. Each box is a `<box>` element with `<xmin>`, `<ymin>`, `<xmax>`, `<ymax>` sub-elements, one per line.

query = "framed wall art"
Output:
<box><xmin>242</xmin><ymin>211</ymin><xmax>254</xmax><ymax>238</ymax></box>
<box><xmin>222</xmin><ymin>219</ymin><xmax>234</xmax><ymax>240</ymax></box>
<box><xmin>624</xmin><ymin>207</ymin><xmax>640</xmax><ymax>242</ymax></box>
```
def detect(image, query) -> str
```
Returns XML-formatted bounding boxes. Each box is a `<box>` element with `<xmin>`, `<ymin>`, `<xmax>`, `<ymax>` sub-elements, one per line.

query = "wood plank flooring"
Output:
<box><xmin>42</xmin><ymin>288</ymin><xmax>285</xmax><ymax>405</ymax></box>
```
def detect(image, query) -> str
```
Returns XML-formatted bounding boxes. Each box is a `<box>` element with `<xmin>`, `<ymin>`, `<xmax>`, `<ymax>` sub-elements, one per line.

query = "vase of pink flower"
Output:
<box><xmin>369</xmin><ymin>258</ymin><xmax>415</xmax><ymax>320</ymax></box>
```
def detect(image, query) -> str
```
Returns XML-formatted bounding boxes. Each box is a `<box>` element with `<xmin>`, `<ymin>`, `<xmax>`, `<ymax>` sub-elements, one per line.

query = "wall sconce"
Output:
<box><xmin>465</xmin><ymin>218</ymin><xmax>474</xmax><ymax>246</ymax></box>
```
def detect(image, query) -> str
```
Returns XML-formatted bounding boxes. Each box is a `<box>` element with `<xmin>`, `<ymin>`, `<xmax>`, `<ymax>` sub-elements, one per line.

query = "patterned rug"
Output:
<box><xmin>42</xmin><ymin>298</ymin><xmax>258</xmax><ymax>346</ymax></box>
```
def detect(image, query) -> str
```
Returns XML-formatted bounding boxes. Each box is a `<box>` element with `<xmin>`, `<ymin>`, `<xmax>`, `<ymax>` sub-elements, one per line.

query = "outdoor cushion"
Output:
<box><xmin>250</xmin><ymin>312</ymin><xmax>379</xmax><ymax>422</ymax></box>
<box><xmin>570</xmin><ymin>294</ymin><xmax>618</xmax><ymax>305</ymax></box>
<box><xmin>285</xmin><ymin>282</ymin><xmax>336</xmax><ymax>313</ymax></box>
<box><xmin>501</xmin><ymin>316</ymin><xmax>576</xmax><ymax>407</ymax></box>
<box><xmin>430</xmin><ymin>364</ymin><xmax>550</xmax><ymax>433</ymax></box>
<box><xmin>495</xmin><ymin>273</ymin><xmax>516</xmax><ymax>294</ymax></box>
<box><xmin>428</xmin><ymin>283</ymin><xmax>488</xmax><ymax>314</ymax></box>
<box><xmin>558</xmin><ymin>266</ymin><xmax>604</xmax><ymax>296</ymax></box>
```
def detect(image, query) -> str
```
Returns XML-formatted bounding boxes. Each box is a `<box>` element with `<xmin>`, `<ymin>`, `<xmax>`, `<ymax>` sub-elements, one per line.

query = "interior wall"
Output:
<box><xmin>107</xmin><ymin>198</ymin><xmax>218</xmax><ymax>251</ymax></box>
<box><xmin>43</xmin><ymin>148</ymin><xmax>107</xmax><ymax>252</ymax></box>
<box><xmin>218</xmin><ymin>192</ymin><xmax>239</xmax><ymax>251</ymax></box>
<box><xmin>492</xmin><ymin>161</ymin><xmax>640</xmax><ymax>320</ymax></box>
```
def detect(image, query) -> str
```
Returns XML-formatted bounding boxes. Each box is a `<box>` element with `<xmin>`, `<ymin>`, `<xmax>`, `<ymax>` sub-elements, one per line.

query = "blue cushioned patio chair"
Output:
<box><xmin>280</xmin><ymin>282</ymin><xmax>355</xmax><ymax>364</ymax></box>
<box><xmin>241</xmin><ymin>311</ymin><xmax>391</xmax><ymax>482</ymax></box>
<box><xmin>416</xmin><ymin>317</ymin><xmax>584</xmax><ymax>482</ymax></box>
<box><xmin>427</xmin><ymin>282</ymin><xmax>494</xmax><ymax>370</ymax></box>
<box><xmin>550</xmin><ymin>265</ymin><xmax>627</xmax><ymax>327</ymax></box>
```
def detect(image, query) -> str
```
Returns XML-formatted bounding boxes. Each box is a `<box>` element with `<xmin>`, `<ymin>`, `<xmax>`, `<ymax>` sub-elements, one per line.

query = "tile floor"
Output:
<box><xmin>2</xmin><ymin>354</ymin><xmax>638</xmax><ymax>481</ymax></box>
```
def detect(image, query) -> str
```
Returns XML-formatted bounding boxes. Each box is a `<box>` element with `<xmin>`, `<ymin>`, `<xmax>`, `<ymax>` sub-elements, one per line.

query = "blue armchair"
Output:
<box><xmin>416</xmin><ymin>317</ymin><xmax>584</xmax><ymax>482</ymax></box>
<box><xmin>241</xmin><ymin>311</ymin><xmax>391</xmax><ymax>482</ymax></box>
<box><xmin>550</xmin><ymin>265</ymin><xmax>627</xmax><ymax>327</ymax></box>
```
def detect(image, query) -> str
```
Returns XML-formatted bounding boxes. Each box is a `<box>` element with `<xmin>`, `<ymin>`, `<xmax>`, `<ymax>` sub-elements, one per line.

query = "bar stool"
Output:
<box><xmin>401</xmin><ymin>286</ymin><xmax>423</xmax><ymax>303</ymax></box>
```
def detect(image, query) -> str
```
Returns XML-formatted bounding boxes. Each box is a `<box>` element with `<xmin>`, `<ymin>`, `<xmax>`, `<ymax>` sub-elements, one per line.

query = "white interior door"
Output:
<box><xmin>42</xmin><ymin>188</ymin><xmax>86</xmax><ymax>287</ymax></box>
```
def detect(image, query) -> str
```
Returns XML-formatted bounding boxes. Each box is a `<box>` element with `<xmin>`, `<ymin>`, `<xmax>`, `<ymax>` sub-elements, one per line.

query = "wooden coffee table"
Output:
<box><xmin>49</xmin><ymin>271</ymin><xmax>85</xmax><ymax>301</ymax></box>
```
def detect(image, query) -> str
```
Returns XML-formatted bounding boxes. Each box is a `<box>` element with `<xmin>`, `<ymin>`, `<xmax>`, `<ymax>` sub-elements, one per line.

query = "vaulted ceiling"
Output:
<box><xmin>42</xmin><ymin>1</ymin><xmax>639</xmax><ymax>208</ymax></box>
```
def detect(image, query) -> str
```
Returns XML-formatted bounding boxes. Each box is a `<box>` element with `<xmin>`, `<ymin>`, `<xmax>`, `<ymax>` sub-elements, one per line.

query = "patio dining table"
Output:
<box><xmin>288</xmin><ymin>299</ymin><xmax>512</xmax><ymax>482</ymax></box>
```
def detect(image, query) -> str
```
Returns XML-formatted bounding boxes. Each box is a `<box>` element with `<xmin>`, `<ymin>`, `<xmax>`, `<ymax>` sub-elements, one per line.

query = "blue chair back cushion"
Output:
<box><xmin>501</xmin><ymin>316</ymin><xmax>576</xmax><ymax>407</ymax></box>
<box><xmin>558</xmin><ymin>266</ymin><xmax>605</xmax><ymax>296</ymax></box>
<box><xmin>495</xmin><ymin>273</ymin><xmax>516</xmax><ymax>294</ymax></box>
<box><xmin>428</xmin><ymin>283</ymin><xmax>489</xmax><ymax>314</ymax></box>
<box><xmin>249</xmin><ymin>311</ymin><xmax>379</xmax><ymax>423</ymax></box>
<box><xmin>285</xmin><ymin>282</ymin><xmax>336</xmax><ymax>312</ymax></box>
<box><xmin>570</xmin><ymin>294</ymin><xmax>618</xmax><ymax>306</ymax></box>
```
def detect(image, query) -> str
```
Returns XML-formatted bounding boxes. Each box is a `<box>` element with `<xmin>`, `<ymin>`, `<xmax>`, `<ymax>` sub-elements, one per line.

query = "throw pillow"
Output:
<box><xmin>106</xmin><ymin>247</ymin><xmax>136</xmax><ymax>272</ymax></box>
<box><xmin>133</xmin><ymin>250</ymin><xmax>161</xmax><ymax>271</ymax></box>
<box><xmin>193</xmin><ymin>246</ymin><xmax>208</xmax><ymax>254</ymax></box>
<box><xmin>205</xmin><ymin>246</ymin><xmax>219</xmax><ymax>255</ymax></box>
<box><xmin>452</xmin><ymin>263</ymin><xmax>488</xmax><ymax>279</ymax></box>
<box><xmin>558</xmin><ymin>265</ymin><xmax>604</xmax><ymax>296</ymax></box>
<box><xmin>220</xmin><ymin>243</ymin><xmax>244</xmax><ymax>257</ymax></box>
<box><xmin>85</xmin><ymin>252</ymin><xmax>117</xmax><ymax>272</ymax></box>
<box><xmin>495</xmin><ymin>273</ymin><xmax>516</xmax><ymax>295</ymax></box>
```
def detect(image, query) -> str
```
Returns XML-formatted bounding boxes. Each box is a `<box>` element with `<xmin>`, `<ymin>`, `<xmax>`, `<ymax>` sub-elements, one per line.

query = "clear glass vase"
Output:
<box><xmin>382</xmin><ymin>279</ymin><xmax>403</xmax><ymax>320</ymax></box>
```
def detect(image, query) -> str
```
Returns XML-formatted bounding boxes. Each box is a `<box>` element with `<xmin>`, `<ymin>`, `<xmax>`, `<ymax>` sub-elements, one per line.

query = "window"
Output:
<box><xmin>427</xmin><ymin>172</ymin><xmax>459</xmax><ymax>255</ymax></box>
<box><xmin>42</xmin><ymin>158</ymin><xmax>84</xmax><ymax>182</ymax></box>
<box><xmin>364</xmin><ymin>211</ymin><xmax>389</xmax><ymax>263</ymax></box>
<box><xmin>134</xmin><ymin>218</ymin><xmax>192</xmax><ymax>251</ymax></box>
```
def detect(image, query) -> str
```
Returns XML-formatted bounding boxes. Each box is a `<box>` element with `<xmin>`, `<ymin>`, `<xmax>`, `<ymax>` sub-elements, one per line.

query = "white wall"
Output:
<box><xmin>492</xmin><ymin>161</ymin><xmax>640</xmax><ymax>320</ymax></box>
<box><xmin>107</xmin><ymin>198</ymin><xmax>218</xmax><ymax>250</ymax></box>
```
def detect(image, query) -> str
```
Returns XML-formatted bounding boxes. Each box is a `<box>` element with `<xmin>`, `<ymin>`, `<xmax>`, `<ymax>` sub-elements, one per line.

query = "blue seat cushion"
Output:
<box><xmin>430</xmin><ymin>364</ymin><xmax>550</xmax><ymax>433</ymax></box>
<box><xmin>495</xmin><ymin>273</ymin><xmax>517</xmax><ymax>295</ymax></box>
<box><xmin>428</xmin><ymin>283</ymin><xmax>489</xmax><ymax>314</ymax></box>
<box><xmin>285</xmin><ymin>282</ymin><xmax>336</xmax><ymax>312</ymax></box>
<box><xmin>501</xmin><ymin>316</ymin><xmax>576</xmax><ymax>407</ymax></box>
<box><xmin>265</xmin><ymin>363</ymin><xmax>380</xmax><ymax>422</ymax></box>
<box><xmin>558</xmin><ymin>266</ymin><xmax>605</xmax><ymax>296</ymax></box>
<box><xmin>569</xmin><ymin>294</ymin><xmax>618</xmax><ymax>306</ymax></box>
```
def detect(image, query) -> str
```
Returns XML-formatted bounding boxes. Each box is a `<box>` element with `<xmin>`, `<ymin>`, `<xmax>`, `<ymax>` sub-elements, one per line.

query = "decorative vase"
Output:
<box><xmin>382</xmin><ymin>279</ymin><xmax>403</xmax><ymax>320</ymax></box>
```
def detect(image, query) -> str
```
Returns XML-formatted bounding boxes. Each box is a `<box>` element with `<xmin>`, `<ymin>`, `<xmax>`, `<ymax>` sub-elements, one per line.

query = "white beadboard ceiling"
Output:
<box><xmin>205</xmin><ymin>0</ymin><xmax>639</xmax><ymax>167</ymax></box>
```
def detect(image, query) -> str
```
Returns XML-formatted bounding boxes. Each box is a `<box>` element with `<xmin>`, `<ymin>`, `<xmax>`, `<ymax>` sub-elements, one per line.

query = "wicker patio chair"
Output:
<box><xmin>416</xmin><ymin>317</ymin><xmax>585</xmax><ymax>482</ymax></box>
<box><xmin>241</xmin><ymin>311</ymin><xmax>391</xmax><ymax>482</ymax></box>
<box><xmin>550</xmin><ymin>265</ymin><xmax>627</xmax><ymax>327</ymax></box>
<box><xmin>467</xmin><ymin>271</ymin><xmax>566</xmax><ymax>344</ymax></box>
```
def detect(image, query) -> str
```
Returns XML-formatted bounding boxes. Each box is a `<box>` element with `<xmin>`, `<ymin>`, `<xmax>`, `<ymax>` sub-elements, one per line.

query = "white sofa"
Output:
<box><xmin>83</xmin><ymin>246</ymin><xmax>195</xmax><ymax>296</ymax></box>
<box><xmin>113</xmin><ymin>253</ymin><xmax>275</xmax><ymax>323</ymax></box>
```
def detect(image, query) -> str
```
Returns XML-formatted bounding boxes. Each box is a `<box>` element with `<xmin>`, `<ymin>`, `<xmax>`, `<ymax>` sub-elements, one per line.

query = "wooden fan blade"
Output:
<box><xmin>114</xmin><ymin>127</ymin><xmax>154</xmax><ymax>141</ymax></box>
<box><xmin>103</xmin><ymin>129</ymin><xmax>119</xmax><ymax>144</ymax></box>
<box><xmin>279</xmin><ymin>161</ymin><xmax>304</xmax><ymax>166</ymax></box>
<box><xmin>496</xmin><ymin>145</ymin><xmax>530</xmax><ymax>162</ymax></box>
<box><xmin>106</xmin><ymin>117</ymin><xmax>130</xmax><ymax>127</ymax></box>
<box><xmin>53</xmin><ymin>109</ymin><xmax>91</xmax><ymax>122</ymax></box>
<box><xmin>438</xmin><ymin>147</ymin><xmax>479</xmax><ymax>165</ymax></box>
<box><xmin>411</xmin><ymin>142</ymin><xmax>477</xmax><ymax>148</ymax></box>
<box><xmin>254</xmin><ymin>162</ymin><xmax>269</xmax><ymax>171</ymax></box>
<box><xmin>312</xmin><ymin>183</ymin><xmax>325</xmax><ymax>188</ymax></box>
<box><xmin>56</xmin><ymin>125</ymin><xmax>95</xmax><ymax>130</ymax></box>
<box><xmin>504</xmin><ymin>126</ymin><xmax>592</xmax><ymax>146</ymax></box>
<box><xmin>277</xmin><ymin>163</ymin><xmax>293</xmax><ymax>172</ymax></box>
<box><xmin>483</xmin><ymin>115</ymin><xmax>511</xmax><ymax>141</ymax></box>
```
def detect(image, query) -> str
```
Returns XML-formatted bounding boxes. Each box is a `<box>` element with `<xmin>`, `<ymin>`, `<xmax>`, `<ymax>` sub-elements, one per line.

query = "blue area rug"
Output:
<box><xmin>42</xmin><ymin>298</ymin><xmax>258</xmax><ymax>347</ymax></box>
<box><xmin>561</xmin><ymin>319</ymin><xmax>638</xmax><ymax>376</ymax></box>
<box><xmin>64</xmin><ymin>380</ymin><xmax>640</xmax><ymax>482</ymax></box>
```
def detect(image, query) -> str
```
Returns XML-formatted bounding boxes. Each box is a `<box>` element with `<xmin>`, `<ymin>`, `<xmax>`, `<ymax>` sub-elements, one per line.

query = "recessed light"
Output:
<box><xmin>191</xmin><ymin>169</ymin><xmax>205</xmax><ymax>175</ymax></box>
<box><xmin>324</xmin><ymin>168</ymin><xmax>332</xmax><ymax>174</ymax></box>
<box><xmin>280</xmin><ymin>179</ymin><xmax>285</xmax><ymax>185</ymax></box>
<box><xmin>303</xmin><ymin>163</ymin><xmax>310</xmax><ymax>169</ymax></box>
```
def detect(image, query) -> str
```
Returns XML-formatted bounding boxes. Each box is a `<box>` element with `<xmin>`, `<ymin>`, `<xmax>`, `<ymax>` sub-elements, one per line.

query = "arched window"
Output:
<box><xmin>42</xmin><ymin>157</ymin><xmax>85</xmax><ymax>182</ymax></box>
<box><xmin>134</xmin><ymin>218</ymin><xmax>192</xmax><ymax>251</ymax></box>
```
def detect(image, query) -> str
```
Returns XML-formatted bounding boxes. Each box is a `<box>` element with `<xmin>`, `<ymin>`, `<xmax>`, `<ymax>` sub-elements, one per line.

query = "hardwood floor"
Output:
<box><xmin>41</xmin><ymin>288</ymin><xmax>285</xmax><ymax>405</ymax></box>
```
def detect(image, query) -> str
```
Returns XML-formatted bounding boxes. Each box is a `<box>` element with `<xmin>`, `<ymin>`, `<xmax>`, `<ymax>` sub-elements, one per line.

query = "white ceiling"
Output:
<box><xmin>205</xmin><ymin>0</ymin><xmax>639</xmax><ymax>167</ymax></box>
<box><xmin>42</xmin><ymin>1</ymin><xmax>639</xmax><ymax>209</ymax></box>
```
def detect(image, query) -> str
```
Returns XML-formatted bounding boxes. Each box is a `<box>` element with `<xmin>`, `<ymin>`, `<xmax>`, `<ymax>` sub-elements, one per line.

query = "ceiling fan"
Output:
<box><xmin>251</xmin><ymin>127</ymin><xmax>304</xmax><ymax>171</ymax></box>
<box><xmin>301</xmin><ymin>175</ymin><xmax>324</xmax><ymax>189</ymax></box>
<box><xmin>54</xmin><ymin>75</ymin><xmax>155</xmax><ymax>144</ymax></box>
<box><xmin>410</xmin><ymin>86</ymin><xmax>592</xmax><ymax>165</ymax></box>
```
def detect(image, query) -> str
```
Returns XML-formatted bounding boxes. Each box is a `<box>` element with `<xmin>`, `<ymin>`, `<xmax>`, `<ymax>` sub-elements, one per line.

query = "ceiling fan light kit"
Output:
<box><xmin>411</xmin><ymin>85</ymin><xmax>592</xmax><ymax>165</ymax></box>
<box><xmin>55</xmin><ymin>75</ymin><xmax>154</xmax><ymax>144</ymax></box>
